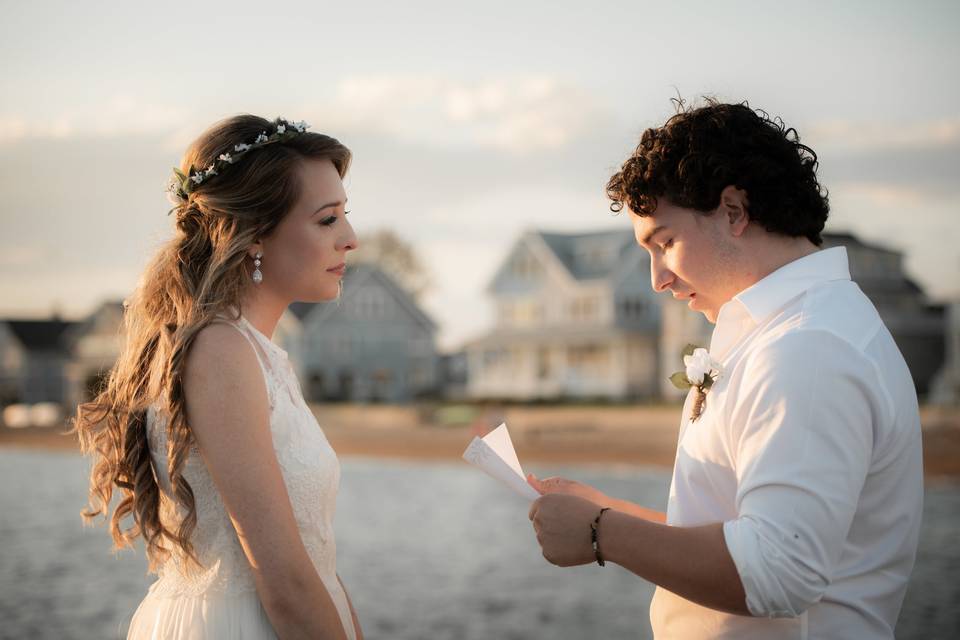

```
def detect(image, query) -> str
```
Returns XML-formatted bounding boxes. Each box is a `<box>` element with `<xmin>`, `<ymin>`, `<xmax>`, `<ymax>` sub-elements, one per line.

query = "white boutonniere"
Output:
<box><xmin>669</xmin><ymin>344</ymin><xmax>723</xmax><ymax>422</ymax></box>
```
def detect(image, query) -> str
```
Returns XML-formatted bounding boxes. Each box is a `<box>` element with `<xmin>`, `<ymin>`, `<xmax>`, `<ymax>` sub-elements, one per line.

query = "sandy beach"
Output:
<box><xmin>3</xmin><ymin>403</ymin><xmax>958</xmax><ymax>476</ymax></box>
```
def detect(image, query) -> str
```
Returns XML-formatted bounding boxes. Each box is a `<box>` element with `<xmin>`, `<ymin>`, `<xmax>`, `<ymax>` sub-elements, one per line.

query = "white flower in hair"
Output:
<box><xmin>165</xmin><ymin>118</ymin><xmax>308</xmax><ymax>203</ymax></box>
<box><xmin>165</xmin><ymin>178</ymin><xmax>185</xmax><ymax>205</ymax></box>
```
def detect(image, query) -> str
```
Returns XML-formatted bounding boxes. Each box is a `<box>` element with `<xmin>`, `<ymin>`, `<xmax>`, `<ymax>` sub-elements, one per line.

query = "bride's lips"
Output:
<box><xmin>327</xmin><ymin>263</ymin><xmax>346</xmax><ymax>276</ymax></box>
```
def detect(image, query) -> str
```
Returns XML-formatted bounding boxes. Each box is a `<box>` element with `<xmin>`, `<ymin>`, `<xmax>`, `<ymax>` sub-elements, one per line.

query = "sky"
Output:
<box><xmin>1</xmin><ymin>0</ymin><xmax>958</xmax><ymax>349</ymax></box>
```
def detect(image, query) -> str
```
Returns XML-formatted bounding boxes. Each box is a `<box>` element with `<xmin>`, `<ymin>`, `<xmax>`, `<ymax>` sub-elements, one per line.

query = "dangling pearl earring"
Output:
<box><xmin>252</xmin><ymin>252</ymin><xmax>263</xmax><ymax>284</ymax></box>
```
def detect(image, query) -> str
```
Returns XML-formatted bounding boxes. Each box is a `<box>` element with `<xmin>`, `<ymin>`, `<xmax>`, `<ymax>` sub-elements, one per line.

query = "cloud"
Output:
<box><xmin>808</xmin><ymin>116</ymin><xmax>960</xmax><ymax>152</ymax></box>
<box><xmin>1</xmin><ymin>74</ymin><xmax>610</xmax><ymax>159</ymax></box>
<box><xmin>807</xmin><ymin>116</ymin><xmax>960</xmax><ymax>198</ymax></box>
<box><xmin>0</xmin><ymin>95</ymin><xmax>189</xmax><ymax>145</ymax></box>
<box><xmin>0</xmin><ymin>246</ymin><xmax>48</xmax><ymax>268</ymax></box>
<box><xmin>829</xmin><ymin>182</ymin><xmax>929</xmax><ymax>208</ymax></box>
<box><xmin>0</xmin><ymin>264</ymin><xmax>141</xmax><ymax>319</ymax></box>
<box><xmin>314</xmin><ymin>74</ymin><xmax>608</xmax><ymax>154</ymax></box>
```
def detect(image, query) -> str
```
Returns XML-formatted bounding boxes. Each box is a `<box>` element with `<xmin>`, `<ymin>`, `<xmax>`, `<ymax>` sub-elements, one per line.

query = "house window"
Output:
<box><xmin>332</xmin><ymin>371</ymin><xmax>352</xmax><ymax>401</ymax></box>
<box><xmin>483</xmin><ymin>348</ymin><xmax>505</xmax><ymax>367</ymax></box>
<box><xmin>500</xmin><ymin>302</ymin><xmax>514</xmax><ymax>324</ymax></box>
<box><xmin>308</xmin><ymin>371</ymin><xmax>325</xmax><ymax>402</ymax></box>
<box><xmin>570</xmin><ymin>296</ymin><xmax>599</xmax><ymax>322</ymax></box>
<box><xmin>353</xmin><ymin>289</ymin><xmax>387</xmax><ymax>318</ymax></box>
<box><xmin>568</xmin><ymin>344</ymin><xmax>608</xmax><ymax>372</ymax></box>
<box><xmin>370</xmin><ymin>369</ymin><xmax>392</xmax><ymax>402</ymax></box>
<box><xmin>412</xmin><ymin>361</ymin><xmax>432</xmax><ymax>387</ymax></box>
<box><xmin>411</xmin><ymin>337</ymin><xmax>433</xmax><ymax>357</ymax></box>
<box><xmin>512</xmin><ymin>301</ymin><xmax>543</xmax><ymax>326</ymax></box>
<box><xmin>512</xmin><ymin>253</ymin><xmax>541</xmax><ymax>278</ymax></box>
<box><xmin>537</xmin><ymin>347</ymin><xmax>551</xmax><ymax>379</ymax></box>
<box><xmin>620</xmin><ymin>298</ymin><xmax>646</xmax><ymax>319</ymax></box>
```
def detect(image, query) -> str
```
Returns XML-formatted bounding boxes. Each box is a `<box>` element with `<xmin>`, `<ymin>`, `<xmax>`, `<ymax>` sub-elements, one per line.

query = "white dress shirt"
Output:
<box><xmin>649</xmin><ymin>247</ymin><xmax>923</xmax><ymax>639</ymax></box>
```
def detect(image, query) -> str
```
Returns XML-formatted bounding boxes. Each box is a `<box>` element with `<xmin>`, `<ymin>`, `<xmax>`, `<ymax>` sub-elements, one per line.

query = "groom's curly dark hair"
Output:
<box><xmin>606</xmin><ymin>98</ymin><xmax>830</xmax><ymax>245</ymax></box>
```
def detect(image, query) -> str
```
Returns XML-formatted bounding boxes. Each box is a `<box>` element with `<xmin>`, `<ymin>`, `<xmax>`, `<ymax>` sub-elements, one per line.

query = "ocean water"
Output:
<box><xmin>0</xmin><ymin>449</ymin><xmax>957</xmax><ymax>639</ymax></box>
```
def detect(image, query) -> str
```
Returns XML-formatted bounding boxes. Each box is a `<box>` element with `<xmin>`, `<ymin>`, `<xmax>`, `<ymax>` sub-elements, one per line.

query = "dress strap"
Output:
<box><xmin>209</xmin><ymin>317</ymin><xmax>278</xmax><ymax>409</ymax></box>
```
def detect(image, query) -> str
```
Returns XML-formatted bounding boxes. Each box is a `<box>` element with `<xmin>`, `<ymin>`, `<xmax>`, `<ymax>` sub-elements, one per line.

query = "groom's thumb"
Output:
<box><xmin>527</xmin><ymin>473</ymin><xmax>544</xmax><ymax>494</ymax></box>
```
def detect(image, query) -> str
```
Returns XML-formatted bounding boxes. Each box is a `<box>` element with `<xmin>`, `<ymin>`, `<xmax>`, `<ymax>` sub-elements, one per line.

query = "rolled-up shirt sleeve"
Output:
<box><xmin>721</xmin><ymin>330</ymin><xmax>880</xmax><ymax>618</ymax></box>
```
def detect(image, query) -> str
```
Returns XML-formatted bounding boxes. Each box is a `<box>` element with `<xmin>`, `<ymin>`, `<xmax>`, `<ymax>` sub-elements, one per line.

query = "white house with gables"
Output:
<box><xmin>465</xmin><ymin>229</ymin><xmax>709</xmax><ymax>400</ymax></box>
<box><xmin>465</xmin><ymin>227</ymin><xmax>945</xmax><ymax>402</ymax></box>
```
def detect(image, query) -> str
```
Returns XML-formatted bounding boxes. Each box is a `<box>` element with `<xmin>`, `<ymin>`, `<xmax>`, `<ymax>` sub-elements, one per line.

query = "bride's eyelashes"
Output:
<box><xmin>318</xmin><ymin>210</ymin><xmax>350</xmax><ymax>227</ymax></box>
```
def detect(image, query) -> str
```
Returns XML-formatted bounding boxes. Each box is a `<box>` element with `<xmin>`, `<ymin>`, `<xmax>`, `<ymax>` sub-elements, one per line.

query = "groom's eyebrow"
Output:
<box><xmin>641</xmin><ymin>225</ymin><xmax>667</xmax><ymax>247</ymax></box>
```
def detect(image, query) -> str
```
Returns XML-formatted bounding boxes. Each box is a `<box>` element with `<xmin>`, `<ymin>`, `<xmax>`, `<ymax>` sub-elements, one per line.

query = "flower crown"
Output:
<box><xmin>165</xmin><ymin>117</ymin><xmax>310</xmax><ymax>206</ymax></box>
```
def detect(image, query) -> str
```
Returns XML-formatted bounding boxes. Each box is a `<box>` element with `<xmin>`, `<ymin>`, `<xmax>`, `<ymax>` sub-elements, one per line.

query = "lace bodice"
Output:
<box><xmin>145</xmin><ymin>314</ymin><xmax>342</xmax><ymax>598</ymax></box>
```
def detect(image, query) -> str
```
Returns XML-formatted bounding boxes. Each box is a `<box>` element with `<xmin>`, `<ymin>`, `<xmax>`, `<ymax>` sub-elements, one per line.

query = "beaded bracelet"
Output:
<box><xmin>591</xmin><ymin>507</ymin><xmax>611</xmax><ymax>566</ymax></box>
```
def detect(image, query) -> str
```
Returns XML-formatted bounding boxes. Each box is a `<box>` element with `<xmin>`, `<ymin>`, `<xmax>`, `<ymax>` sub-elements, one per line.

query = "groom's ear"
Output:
<box><xmin>719</xmin><ymin>185</ymin><xmax>750</xmax><ymax>238</ymax></box>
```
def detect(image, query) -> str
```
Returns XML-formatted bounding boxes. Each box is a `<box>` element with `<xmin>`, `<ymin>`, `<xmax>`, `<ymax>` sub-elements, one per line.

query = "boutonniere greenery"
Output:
<box><xmin>669</xmin><ymin>344</ymin><xmax>723</xmax><ymax>422</ymax></box>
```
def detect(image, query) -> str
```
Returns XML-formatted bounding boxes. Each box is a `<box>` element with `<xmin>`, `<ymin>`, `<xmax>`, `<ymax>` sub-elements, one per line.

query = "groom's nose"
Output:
<box><xmin>651</xmin><ymin>260</ymin><xmax>674</xmax><ymax>293</ymax></box>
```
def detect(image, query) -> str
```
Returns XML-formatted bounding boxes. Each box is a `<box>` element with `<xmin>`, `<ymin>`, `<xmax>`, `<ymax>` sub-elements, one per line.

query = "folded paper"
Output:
<box><xmin>462</xmin><ymin>423</ymin><xmax>540</xmax><ymax>501</ymax></box>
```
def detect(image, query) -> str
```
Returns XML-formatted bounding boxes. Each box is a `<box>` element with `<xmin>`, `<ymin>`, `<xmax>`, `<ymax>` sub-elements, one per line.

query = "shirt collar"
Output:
<box><xmin>709</xmin><ymin>247</ymin><xmax>851</xmax><ymax>360</ymax></box>
<box><xmin>731</xmin><ymin>246</ymin><xmax>851</xmax><ymax>324</ymax></box>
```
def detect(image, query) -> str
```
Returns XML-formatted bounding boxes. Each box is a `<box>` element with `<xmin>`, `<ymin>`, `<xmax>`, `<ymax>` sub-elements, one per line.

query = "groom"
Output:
<box><xmin>527</xmin><ymin>101</ymin><xmax>923</xmax><ymax>638</ymax></box>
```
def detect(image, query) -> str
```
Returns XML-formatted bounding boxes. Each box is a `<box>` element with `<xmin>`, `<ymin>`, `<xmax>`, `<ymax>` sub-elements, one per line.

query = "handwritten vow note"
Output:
<box><xmin>462</xmin><ymin>423</ymin><xmax>540</xmax><ymax>501</ymax></box>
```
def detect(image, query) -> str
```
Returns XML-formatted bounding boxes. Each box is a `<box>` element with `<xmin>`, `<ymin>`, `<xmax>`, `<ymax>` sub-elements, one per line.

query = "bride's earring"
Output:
<box><xmin>252</xmin><ymin>252</ymin><xmax>263</xmax><ymax>284</ymax></box>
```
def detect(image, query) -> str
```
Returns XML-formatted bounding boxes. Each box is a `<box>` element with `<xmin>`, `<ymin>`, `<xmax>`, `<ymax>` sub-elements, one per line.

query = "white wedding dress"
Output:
<box><xmin>127</xmin><ymin>313</ymin><xmax>357</xmax><ymax>640</ymax></box>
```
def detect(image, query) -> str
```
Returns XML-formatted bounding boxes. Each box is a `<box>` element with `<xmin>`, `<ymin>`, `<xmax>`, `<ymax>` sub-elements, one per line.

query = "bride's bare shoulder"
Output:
<box><xmin>182</xmin><ymin>322</ymin><xmax>268</xmax><ymax>416</ymax></box>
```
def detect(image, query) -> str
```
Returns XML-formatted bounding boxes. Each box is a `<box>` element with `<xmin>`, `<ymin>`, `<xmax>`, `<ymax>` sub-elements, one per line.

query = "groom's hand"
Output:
<box><xmin>528</xmin><ymin>493</ymin><xmax>601</xmax><ymax>567</ymax></box>
<box><xmin>527</xmin><ymin>474</ymin><xmax>611</xmax><ymax>505</ymax></box>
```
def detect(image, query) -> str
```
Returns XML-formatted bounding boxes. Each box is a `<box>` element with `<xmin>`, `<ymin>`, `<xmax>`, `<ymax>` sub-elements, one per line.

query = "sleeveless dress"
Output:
<box><xmin>127</xmin><ymin>314</ymin><xmax>357</xmax><ymax>640</ymax></box>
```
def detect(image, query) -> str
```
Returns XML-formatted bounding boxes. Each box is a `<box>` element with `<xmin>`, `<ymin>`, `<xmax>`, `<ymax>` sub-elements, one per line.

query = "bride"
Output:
<box><xmin>74</xmin><ymin>115</ymin><xmax>362</xmax><ymax>639</ymax></box>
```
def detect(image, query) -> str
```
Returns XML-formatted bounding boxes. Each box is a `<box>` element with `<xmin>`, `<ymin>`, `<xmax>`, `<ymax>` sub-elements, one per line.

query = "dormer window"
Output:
<box><xmin>511</xmin><ymin>253</ymin><xmax>541</xmax><ymax>278</ymax></box>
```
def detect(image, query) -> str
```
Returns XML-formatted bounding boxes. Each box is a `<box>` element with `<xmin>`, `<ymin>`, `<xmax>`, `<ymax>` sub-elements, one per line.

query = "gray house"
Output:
<box><xmin>930</xmin><ymin>302</ymin><xmax>960</xmax><ymax>405</ymax></box>
<box><xmin>0</xmin><ymin>317</ymin><xmax>77</xmax><ymax>406</ymax></box>
<box><xmin>284</xmin><ymin>263</ymin><xmax>438</xmax><ymax>403</ymax></box>
<box><xmin>823</xmin><ymin>233</ymin><xmax>945</xmax><ymax>396</ymax></box>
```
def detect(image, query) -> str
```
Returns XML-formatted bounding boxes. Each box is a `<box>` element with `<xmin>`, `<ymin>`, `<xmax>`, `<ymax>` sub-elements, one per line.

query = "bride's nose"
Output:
<box><xmin>338</xmin><ymin>220</ymin><xmax>358</xmax><ymax>252</ymax></box>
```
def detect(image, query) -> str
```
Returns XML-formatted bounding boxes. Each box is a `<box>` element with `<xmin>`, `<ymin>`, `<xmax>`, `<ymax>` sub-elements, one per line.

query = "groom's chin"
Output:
<box><xmin>701</xmin><ymin>305</ymin><xmax>719</xmax><ymax>324</ymax></box>
<box><xmin>686</xmin><ymin>296</ymin><xmax>716</xmax><ymax>323</ymax></box>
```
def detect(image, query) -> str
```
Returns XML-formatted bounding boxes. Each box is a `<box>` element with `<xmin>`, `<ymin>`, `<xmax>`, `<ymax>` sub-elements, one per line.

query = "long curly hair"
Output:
<box><xmin>73</xmin><ymin>115</ymin><xmax>351</xmax><ymax>570</ymax></box>
<box><xmin>606</xmin><ymin>98</ymin><xmax>829</xmax><ymax>245</ymax></box>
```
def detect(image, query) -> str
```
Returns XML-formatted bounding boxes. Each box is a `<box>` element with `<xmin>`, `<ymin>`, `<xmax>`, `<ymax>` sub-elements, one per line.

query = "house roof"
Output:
<box><xmin>822</xmin><ymin>231</ymin><xmax>900</xmax><ymax>256</ymax></box>
<box><xmin>4</xmin><ymin>319</ymin><xmax>77</xmax><ymax>354</ymax></box>
<box><xmin>535</xmin><ymin>229</ymin><xmax>638</xmax><ymax>280</ymax></box>
<box><xmin>289</xmin><ymin>263</ymin><xmax>436</xmax><ymax>330</ymax></box>
<box><xmin>62</xmin><ymin>300</ymin><xmax>126</xmax><ymax>346</ymax></box>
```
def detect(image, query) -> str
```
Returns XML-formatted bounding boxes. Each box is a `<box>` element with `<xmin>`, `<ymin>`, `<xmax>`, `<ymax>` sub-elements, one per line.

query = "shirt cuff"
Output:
<box><xmin>723</xmin><ymin>517</ymin><xmax>801</xmax><ymax>618</ymax></box>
